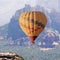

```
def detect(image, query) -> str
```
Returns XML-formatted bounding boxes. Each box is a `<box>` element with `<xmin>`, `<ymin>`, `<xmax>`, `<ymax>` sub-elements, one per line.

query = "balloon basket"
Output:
<box><xmin>32</xmin><ymin>41</ymin><xmax>35</xmax><ymax>44</ymax></box>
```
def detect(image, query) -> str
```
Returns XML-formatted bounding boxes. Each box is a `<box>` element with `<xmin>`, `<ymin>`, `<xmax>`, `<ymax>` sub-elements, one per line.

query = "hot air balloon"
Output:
<box><xmin>19</xmin><ymin>11</ymin><xmax>47</xmax><ymax>44</ymax></box>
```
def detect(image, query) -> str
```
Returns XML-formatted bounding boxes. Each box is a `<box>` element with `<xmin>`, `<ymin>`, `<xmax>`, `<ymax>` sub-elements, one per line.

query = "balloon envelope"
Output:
<box><xmin>19</xmin><ymin>11</ymin><xmax>47</xmax><ymax>44</ymax></box>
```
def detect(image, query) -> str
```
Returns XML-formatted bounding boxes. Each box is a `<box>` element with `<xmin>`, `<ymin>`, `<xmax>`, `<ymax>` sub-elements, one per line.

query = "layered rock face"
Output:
<box><xmin>0</xmin><ymin>52</ymin><xmax>24</xmax><ymax>60</ymax></box>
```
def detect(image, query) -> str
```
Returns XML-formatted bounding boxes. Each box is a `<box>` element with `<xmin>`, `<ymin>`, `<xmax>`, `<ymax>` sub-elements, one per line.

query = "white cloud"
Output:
<box><xmin>52</xmin><ymin>42</ymin><xmax>59</xmax><ymax>46</ymax></box>
<box><xmin>40</xmin><ymin>48</ymin><xmax>53</xmax><ymax>51</ymax></box>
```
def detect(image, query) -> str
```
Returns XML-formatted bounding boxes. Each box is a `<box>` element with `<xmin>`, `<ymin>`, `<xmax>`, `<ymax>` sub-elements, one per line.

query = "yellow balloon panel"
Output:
<box><xmin>19</xmin><ymin>11</ymin><xmax>47</xmax><ymax>37</ymax></box>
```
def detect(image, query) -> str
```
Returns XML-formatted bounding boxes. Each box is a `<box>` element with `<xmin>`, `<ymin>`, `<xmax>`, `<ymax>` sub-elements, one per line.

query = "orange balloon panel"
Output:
<box><xmin>19</xmin><ymin>11</ymin><xmax>47</xmax><ymax>43</ymax></box>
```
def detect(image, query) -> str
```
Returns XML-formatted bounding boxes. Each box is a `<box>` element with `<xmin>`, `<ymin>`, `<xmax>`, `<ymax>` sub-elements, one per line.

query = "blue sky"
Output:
<box><xmin>0</xmin><ymin>0</ymin><xmax>59</xmax><ymax>26</ymax></box>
